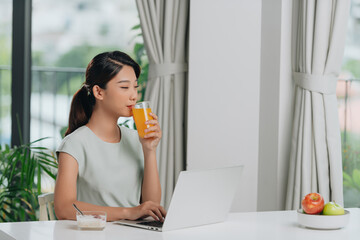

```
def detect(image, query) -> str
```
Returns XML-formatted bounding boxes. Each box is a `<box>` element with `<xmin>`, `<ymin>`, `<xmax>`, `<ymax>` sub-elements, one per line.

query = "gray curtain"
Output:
<box><xmin>286</xmin><ymin>0</ymin><xmax>351</xmax><ymax>209</ymax></box>
<box><xmin>135</xmin><ymin>0</ymin><xmax>189</xmax><ymax>209</ymax></box>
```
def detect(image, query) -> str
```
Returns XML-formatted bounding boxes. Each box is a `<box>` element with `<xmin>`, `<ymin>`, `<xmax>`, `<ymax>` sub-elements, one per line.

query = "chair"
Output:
<box><xmin>38</xmin><ymin>193</ymin><xmax>56</xmax><ymax>221</ymax></box>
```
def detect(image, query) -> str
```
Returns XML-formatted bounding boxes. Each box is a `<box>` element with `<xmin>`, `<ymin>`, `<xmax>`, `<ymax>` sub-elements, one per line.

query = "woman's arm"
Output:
<box><xmin>139</xmin><ymin>112</ymin><xmax>162</xmax><ymax>204</ymax></box>
<box><xmin>54</xmin><ymin>152</ymin><xmax>165</xmax><ymax>221</ymax></box>
<box><xmin>141</xmin><ymin>150</ymin><xmax>162</xmax><ymax>204</ymax></box>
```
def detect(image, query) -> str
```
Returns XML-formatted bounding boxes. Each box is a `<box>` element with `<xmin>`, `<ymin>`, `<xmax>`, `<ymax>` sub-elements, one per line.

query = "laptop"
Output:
<box><xmin>115</xmin><ymin>165</ymin><xmax>243</xmax><ymax>232</ymax></box>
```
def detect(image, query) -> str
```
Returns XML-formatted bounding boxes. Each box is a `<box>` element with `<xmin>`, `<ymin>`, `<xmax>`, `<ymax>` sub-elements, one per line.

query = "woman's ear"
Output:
<box><xmin>92</xmin><ymin>85</ymin><xmax>104</xmax><ymax>100</ymax></box>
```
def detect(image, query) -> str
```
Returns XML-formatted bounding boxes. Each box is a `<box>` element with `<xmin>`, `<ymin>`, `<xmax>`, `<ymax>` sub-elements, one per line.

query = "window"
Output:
<box><xmin>31</xmin><ymin>0</ymin><xmax>146</xmax><ymax>150</ymax></box>
<box><xmin>338</xmin><ymin>0</ymin><xmax>360</xmax><ymax>207</ymax></box>
<box><xmin>0</xmin><ymin>0</ymin><xmax>12</xmax><ymax>146</ymax></box>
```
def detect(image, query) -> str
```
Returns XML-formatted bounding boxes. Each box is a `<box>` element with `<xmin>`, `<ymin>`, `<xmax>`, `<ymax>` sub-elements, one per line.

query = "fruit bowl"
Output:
<box><xmin>297</xmin><ymin>209</ymin><xmax>350</xmax><ymax>230</ymax></box>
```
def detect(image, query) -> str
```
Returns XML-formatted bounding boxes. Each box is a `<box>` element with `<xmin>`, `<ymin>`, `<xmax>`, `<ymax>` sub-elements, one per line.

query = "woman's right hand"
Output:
<box><xmin>127</xmin><ymin>201</ymin><xmax>167</xmax><ymax>222</ymax></box>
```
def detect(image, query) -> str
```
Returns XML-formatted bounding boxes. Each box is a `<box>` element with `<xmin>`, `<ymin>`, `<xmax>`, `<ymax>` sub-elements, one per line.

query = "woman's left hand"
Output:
<box><xmin>139</xmin><ymin>112</ymin><xmax>162</xmax><ymax>152</ymax></box>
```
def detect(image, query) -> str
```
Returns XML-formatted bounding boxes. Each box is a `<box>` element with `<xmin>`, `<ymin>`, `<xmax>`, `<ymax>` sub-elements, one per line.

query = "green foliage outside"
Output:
<box><xmin>341</xmin><ymin>131</ymin><xmax>360</xmax><ymax>207</ymax></box>
<box><xmin>342</xmin><ymin>135</ymin><xmax>360</xmax><ymax>174</ymax></box>
<box><xmin>0</xmin><ymin>70</ymin><xmax>11</xmax><ymax>119</ymax></box>
<box><xmin>340</xmin><ymin>58</ymin><xmax>360</xmax><ymax>207</ymax></box>
<box><xmin>0</xmin><ymin>35</ymin><xmax>11</xmax><ymax>65</ymax></box>
<box><xmin>0</xmin><ymin>138</ymin><xmax>58</xmax><ymax>221</ymax></box>
<box><xmin>0</xmin><ymin>34</ymin><xmax>11</xmax><ymax>99</ymax></box>
<box><xmin>0</xmin><ymin>35</ymin><xmax>12</xmax><ymax>137</ymax></box>
<box><xmin>130</xmin><ymin>23</ymin><xmax>148</xmax><ymax>103</ymax></box>
<box><xmin>343</xmin><ymin>169</ymin><xmax>360</xmax><ymax>193</ymax></box>
<box><xmin>55</xmin><ymin>44</ymin><xmax>119</xmax><ymax>68</ymax></box>
<box><xmin>342</xmin><ymin>59</ymin><xmax>360</xmax><ymax>79</ymax></box>
<box><xmin>47</xmin><ymin>24</ymin><xmax>148</xmax><ymax>99</ymax></box>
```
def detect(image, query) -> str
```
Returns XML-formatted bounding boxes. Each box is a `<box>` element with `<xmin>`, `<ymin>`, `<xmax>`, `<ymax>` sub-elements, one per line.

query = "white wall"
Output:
<box><xmin>187</xmin><ymin>0</ymin><xmax>262</xmax><ymax>212</ymax></box>
<box><xmin>277</xmin><ymin>0</ymin><xmax>295</xmax><ymax>211</ymax></box>
<box><xmin>257</xmin><ymin>0</ymin><xmax>282</xmax><ymax>211</ymax></box>
<box><xmin>257</xmin><ymin>0</ymin><xmax>294</xmax><ymax>211</ymax></box>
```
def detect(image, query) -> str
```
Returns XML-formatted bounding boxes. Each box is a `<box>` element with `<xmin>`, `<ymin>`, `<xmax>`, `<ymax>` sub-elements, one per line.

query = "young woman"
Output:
<box><xmin>54</xmin><ymin>51</ymin><xmax>166</xmax><ymax>222</ymax></box>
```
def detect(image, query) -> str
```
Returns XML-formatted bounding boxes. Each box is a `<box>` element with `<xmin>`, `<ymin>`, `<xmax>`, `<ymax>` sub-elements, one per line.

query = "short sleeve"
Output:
<box><xmin>56</xmin><ymin>134</ymin><xmax>85</xmax><ymax>172</ymax></box>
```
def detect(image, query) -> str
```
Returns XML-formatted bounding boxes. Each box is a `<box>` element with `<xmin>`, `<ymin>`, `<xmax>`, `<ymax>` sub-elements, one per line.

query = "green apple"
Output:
<box><xmin>322</xmin><ymin>202</ymin><xmax>345</xmax><ymax>215</ymax></box>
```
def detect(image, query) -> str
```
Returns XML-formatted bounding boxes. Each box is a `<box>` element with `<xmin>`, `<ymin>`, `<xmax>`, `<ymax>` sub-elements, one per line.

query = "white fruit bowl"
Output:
<box><xmin>297</xmin><ymin>209</ymin><xmax>350</xmax><ymax>230</ymax></box>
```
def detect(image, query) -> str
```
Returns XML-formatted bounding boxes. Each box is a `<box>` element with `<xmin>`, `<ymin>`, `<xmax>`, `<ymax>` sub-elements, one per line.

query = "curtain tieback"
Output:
<box><xmin>148</xmin><ymin>63</ymin><xmax>188</xmax><ymax>79</ymax></box>
<box><xmin>293</xmin><ymin>72</ymin><xmax>338</xmax><ymax>94</ymax></box>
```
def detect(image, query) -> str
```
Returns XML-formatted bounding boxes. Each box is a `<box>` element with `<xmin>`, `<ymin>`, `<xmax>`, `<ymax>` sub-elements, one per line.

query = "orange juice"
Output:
<box><xmin>133</xmin><ymin>108</ymin><xmax>153</xmax><ymax>138</ymax></box>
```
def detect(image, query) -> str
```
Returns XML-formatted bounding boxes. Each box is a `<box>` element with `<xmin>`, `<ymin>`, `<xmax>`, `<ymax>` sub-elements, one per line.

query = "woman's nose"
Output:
<box><xmin>130</xmin><ymin>88</ymin><xmax>137</xmax><ymax>101</ymax></box>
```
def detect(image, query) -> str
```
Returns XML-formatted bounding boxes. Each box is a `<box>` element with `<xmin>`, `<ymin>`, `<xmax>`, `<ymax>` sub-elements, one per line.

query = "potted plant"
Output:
<box><xmin>0</xmin><ymin>138</ymin><xmax>58</xmax><ymax>222</ymax></box>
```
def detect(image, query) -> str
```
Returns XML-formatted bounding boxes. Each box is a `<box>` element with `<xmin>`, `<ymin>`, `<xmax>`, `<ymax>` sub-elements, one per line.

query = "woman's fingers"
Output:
<box><xmin>136</xmin><ymin>202</ymin><xmax>166</xmax><ymax>221</ymax></box>
<box><xmin>143</xmin><ymin>113</ymin><xmax>161</xmax><ymax>137</ymax></box>
<box><xmin>149</xmin><ymin>205</ymin><xmax>166</xmax><ymax>221</ymax></box>
<box><xmin>159</xmin><ymin>206</ymin><xmax>167</xmax><ymax>218</ymax></box>
<box><xmin>149</xmin><ymin>112</ymin><xmax>158</xmax><ymax>120</ymax></box>
<box><xmin>147</xmin><ymin>211</ymin><xmax>160</xmax><ymax>221</ymax></box>
<box><xmin>145</xmin><ymin>119</ymin><xmax>159</xmax><ymax>125</ymax></box>
<box><xmin>145</xmin><ymin>207</ymin><xmax>162</xmax><ymax>221</ymax></box>
<box><xmin>153</xmin><ymin>208</ymin><xmax>164</xmax><ymax>222</ymax></box>
<box><xmin>144</xmin><ymin>123</ymin><xmax>162</xmax><ymax>139</ymax></box>
<box><xmin>144</xmin><ymin>125</ymin><xmax>160</xmax><ymax>133</ymax></box>
<box><xmin>144</xmin><ymin>132</ymin><xmax>161</xmax><ymax>139</ymax></box>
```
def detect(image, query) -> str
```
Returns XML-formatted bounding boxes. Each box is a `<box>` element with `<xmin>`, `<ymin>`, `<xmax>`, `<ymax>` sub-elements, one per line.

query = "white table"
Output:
<box><xmin>0</xmin><ymin>209</ymin><xmax>359</xmax><ymax>240</ymax></box>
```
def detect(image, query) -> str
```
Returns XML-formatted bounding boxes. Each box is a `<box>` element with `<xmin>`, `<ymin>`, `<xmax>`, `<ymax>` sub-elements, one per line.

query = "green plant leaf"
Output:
<box><xmin>30</xmin><ymin>146</ymin><xmax>48</xmax><ymax>150</ymax></box>
<box><xmin>38</xmin><ymin>158</ymin><xmax>58</xmax><ymax>168</ymax></box>
<box><xmin>343</xmin><ymin>171</ymin><xmax>353</xmax><ymax>186</ymax></box>
<box><xmin>131</xmin><ymin>24</ymin><xmax>141</xmax><ymax>30</ymax></box>
<box><xmin>37</xmin><ymin>151</ymin><xmax>56</xmax><ymax>159</ymax></box>
<box><xmin>0</xmin><ymin>214</ymin><xmax>7</xmax><ymax>222</ymax></box>
<box><xmin>60</xmin><ymin>126</ymin><xmax>67</xmax><ymax>138</ymax></box>
<box><xmin>40</xmin><ymin>165</ymin><xmax>57</xmax><ymax>179</ymax></box>
<box><xmin>0</xmin><ymin>137</ymin><xmax>58</xmax><ymax>222</ymax></box>
<box><xmin>37</xmin><ymin>163</ymin><xmax>41</xmax><ymax>193</ymax></box>
<box><xmin>352</xmin><ymin>169</ymin><xmax>360</xmax><ymax>191</ymax></box>
<box><xmin>343</xmin><ymin>172</ymin><xmax>353</xmax><ymax>184</ymax></box>
<box><xmin>29</xmin><ymin>137</ymin><xmax>51</xmax><ymax>145</ymax></box>
<box><xmin>1</xmin><ymin>208</ymin><xmax>15</xmax><ymax>221</ymax></box>
<box><xmin>8</xmin><ymin>153</ymin><xmax>20</xmax><ymax>183</ymax></box>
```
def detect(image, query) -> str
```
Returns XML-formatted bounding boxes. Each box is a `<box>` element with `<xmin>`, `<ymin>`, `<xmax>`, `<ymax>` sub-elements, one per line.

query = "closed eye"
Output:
<box><xmin>121</xmin><ymin>86</ymin><xmax>139</xmax><ymax>89</ymax></box>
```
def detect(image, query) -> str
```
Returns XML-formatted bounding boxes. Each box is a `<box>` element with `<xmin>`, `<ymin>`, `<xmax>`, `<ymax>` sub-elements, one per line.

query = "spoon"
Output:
<box><xmin>72</xmin><ymin>203</ymin><xmax>84</xmax><ymax>216</ymax></box>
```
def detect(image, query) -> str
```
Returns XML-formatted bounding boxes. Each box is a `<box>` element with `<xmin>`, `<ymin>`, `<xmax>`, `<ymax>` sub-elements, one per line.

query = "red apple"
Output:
<box><xmin>301</xmin><ymin>193</ymin><xmax>324</xmax><ymax>214</ymax></box>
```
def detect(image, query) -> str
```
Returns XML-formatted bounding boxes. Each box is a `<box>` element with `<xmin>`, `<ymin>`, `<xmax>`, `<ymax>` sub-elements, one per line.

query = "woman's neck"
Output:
<box><xmin>86</xmin><ymin>109</ymin><xmax>121</xmax><ymax>143</ymax></box>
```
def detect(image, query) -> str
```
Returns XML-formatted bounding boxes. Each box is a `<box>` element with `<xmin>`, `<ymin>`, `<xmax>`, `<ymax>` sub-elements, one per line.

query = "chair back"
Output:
<box><xmin>38</xmin><ymin>193</ymin><xmax>55</xmax><ymax>221</ymax></box>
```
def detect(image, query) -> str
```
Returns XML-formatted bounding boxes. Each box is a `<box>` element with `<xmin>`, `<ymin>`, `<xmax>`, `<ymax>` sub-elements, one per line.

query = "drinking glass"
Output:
<box><xmin>132</xmin><ymin>101</ymin><xmax>153</xmax><ymax>138</ymax></box>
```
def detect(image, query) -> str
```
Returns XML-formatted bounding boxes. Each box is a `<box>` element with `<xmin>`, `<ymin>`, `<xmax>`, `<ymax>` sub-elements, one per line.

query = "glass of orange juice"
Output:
<box><xmin>132</xmin><ymin>101</ymin><xmax>154</xmax><ymax>138</ymax></box>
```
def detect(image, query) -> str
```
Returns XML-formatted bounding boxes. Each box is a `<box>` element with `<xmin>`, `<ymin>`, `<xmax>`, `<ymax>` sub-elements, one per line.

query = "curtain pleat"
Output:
<box><xmin>136</xmin><ymin>0</ymin><xmax>189</xmax><ymax>209</ymax></box>
<box><xmin>286</xmin><ymin>0</ymin><xmax>350</xmax><ymax>209</ymax></box>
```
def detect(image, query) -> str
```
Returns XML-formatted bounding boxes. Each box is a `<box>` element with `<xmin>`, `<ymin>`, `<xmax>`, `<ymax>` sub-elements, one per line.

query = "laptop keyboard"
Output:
<box><xmin>137</xmin><ymin>221</ymin><xmax>164</xmax><ymax>228</ymax></box>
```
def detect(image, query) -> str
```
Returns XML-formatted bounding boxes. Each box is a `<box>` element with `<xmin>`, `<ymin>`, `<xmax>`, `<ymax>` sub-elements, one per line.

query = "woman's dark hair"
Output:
<box><xmin>65</xmin><ymin>51</ymin><xmax>141</xmax><ymax>136</ymax></box>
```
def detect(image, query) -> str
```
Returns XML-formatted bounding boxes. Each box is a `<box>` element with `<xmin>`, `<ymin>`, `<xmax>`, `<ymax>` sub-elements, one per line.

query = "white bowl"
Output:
<box><xmin>297</xmin><ymin>209</ymin><xmax>350</xmax><ymax>230</ymax></box>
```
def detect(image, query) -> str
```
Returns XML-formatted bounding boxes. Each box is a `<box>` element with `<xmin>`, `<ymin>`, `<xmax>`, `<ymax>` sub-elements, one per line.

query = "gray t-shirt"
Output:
<box><xmin>56</xmin><ymin>125</ymin><xmax>144</xmax><ymax>208</ymax></box>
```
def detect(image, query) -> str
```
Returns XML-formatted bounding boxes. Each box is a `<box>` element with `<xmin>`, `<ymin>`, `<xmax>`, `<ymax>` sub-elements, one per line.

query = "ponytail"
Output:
<box><xmin>65</xmin><ymin>85</ymin><xmax>95</xmax><ymax>136</ymax></box>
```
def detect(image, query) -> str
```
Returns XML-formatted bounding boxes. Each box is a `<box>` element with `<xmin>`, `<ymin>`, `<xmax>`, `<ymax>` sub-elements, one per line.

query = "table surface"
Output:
<box><xmin>0</xmin><ymin>208</ymin><xmax>359</xmax><ymax>240</ymax></box>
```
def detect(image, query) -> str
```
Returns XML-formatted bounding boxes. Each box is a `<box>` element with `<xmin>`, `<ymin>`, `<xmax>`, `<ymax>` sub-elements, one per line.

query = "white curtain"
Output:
<box><xmin>135</xmin><ymin>0</ymin><xmax>189</xmax><ymax>209</ymax></box>
<box><xmin>286</xmin><ymin>0</ymin><xmax>351</xmax><ymax>209</ymax></box>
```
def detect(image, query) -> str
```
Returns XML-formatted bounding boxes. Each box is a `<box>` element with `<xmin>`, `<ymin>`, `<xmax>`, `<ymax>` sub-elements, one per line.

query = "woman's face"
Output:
<box><xmin>100</xmin><ymin>65</ymin><xmax>138</xmax><ymax>118</ymax></box>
